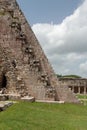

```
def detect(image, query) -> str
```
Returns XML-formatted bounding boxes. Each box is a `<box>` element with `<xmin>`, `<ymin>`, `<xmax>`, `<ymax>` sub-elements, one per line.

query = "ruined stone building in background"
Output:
<box><xmin>0</xmin><ymin>0</ymin><xmax>78</xmax><ymax>103</ymax></box>
<box><xmin>59</xmin><ymin>77</ymin><xmax>87</xmax><ymax>95</ymax></box>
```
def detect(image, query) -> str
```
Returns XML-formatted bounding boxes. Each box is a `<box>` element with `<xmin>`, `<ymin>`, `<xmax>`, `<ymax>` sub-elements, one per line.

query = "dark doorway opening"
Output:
<box><xmin>2</xmin><ymin>75</ymin><xmax>7</xmax><ymax>88</ymax></box>
<box><xmin>74</xmin><ymin>86</ymin><xmax>78</xmax><ymax>94</ymax></box>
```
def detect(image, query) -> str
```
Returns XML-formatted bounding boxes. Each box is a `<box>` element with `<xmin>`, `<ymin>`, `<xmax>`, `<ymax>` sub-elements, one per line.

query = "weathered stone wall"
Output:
<box><xmin>59</xmin><ymin>78</ymin><xmax>87</xmax><ymax>94</ymax></box>
<box><xmin>0</xmin><ymin>0</ymin><xmax>78</xmax><ymax>102</ymax></box>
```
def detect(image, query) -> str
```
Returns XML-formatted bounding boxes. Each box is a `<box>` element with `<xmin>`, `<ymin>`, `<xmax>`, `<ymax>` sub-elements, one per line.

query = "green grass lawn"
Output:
<box><xmin>0</xmin><ymin>101</ymin><xmax>87</xmax><ymax>130</ymax></box>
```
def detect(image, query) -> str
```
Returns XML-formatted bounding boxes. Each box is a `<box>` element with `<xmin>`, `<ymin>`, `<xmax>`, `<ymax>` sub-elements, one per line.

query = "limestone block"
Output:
<box><xmin>21</xmin><ymin>96</ymin><xmax>35</xmax><ymax>102</ymax></box>
<box><xmin>0</xmin><ymin>101</ymin><xmax>13</xmax><ymax>111</ymax></box>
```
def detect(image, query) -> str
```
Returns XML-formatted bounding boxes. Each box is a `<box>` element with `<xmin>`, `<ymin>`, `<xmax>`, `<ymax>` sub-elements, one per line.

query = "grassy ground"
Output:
<box><xmin>0</xmin><ymin>101</ymin><xmax>87</xmax><ymax>130</ymax></box>
<box><xmin>76</xmin><ymin>94</ymin><xmax>87</xmax><ymax>99</ymax></box>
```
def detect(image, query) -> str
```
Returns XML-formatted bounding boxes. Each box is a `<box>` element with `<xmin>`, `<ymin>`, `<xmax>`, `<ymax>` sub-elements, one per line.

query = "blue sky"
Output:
<box><xmin>17</xmin><ymin>0</ymin><xmax>87</xmax><ymax>78</ymax></box>
<box><xmin>17</xmin><ymin>0</ymin><xmax>82</xmax><ymax>25</ymax></box>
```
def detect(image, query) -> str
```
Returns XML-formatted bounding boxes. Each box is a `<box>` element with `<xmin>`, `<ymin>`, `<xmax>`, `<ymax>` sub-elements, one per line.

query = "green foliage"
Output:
<box><xmin>77</xmin><ymin>94</ymin><xmax>87</xmax><ymax>99</ymax></box>
<box><xmin>56</xmin><ymin>74</ymin><xmax>62</xmax><ymax>78</ymax></box>
<box><xmin>62</xmin><ymin>75</ymin><xmax>81</xmax><ymax>78</ymax></box>
<box><xmin>0</xmin><ymin>102</ymin><xmax>87</xmax><ymax>130</ymax></box>
<box><xmin>57</xmin><ymin>74</ymin><xmax>81</xmax><ymax>78</ymax></box>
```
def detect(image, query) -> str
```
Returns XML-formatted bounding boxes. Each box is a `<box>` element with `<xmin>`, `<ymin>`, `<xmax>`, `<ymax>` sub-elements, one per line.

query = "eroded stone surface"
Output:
<box><xmin>0</xmin><ymin>0</ymin><xmax>78</xmax><ymax>103</ymax></box>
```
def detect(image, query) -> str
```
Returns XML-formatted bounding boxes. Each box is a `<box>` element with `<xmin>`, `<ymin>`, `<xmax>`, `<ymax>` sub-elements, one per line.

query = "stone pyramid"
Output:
<box><xmin>0</xmin><ymin>0</ymin><xmax>78</xmax><ymax>102</ymax></box>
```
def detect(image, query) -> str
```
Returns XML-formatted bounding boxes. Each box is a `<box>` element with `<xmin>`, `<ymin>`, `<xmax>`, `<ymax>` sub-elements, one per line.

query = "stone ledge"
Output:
<box><xmin>36</xmin><ymin>100</ymin><xmax>64</xmax><ymax>104</ymax></box>
<box><xmin>0</xmin><ymin>94</ymin><xmax>20</xmax><ymax>101</ymax></box>
<box><xmin>0</xmin><ymin>101</ymin><xmax>13</xmax><ymax>111</ymax></box>
<box><xmin>21</xmin><ymin>96</ymin><xmax>35</xmax><ymax>102</ymax></box>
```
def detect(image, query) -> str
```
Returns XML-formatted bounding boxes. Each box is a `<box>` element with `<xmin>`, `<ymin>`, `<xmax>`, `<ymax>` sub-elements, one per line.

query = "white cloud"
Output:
<box><xmin>80</xmin><ymin>61</ymin><xmax>87</xmax><ymax>70</ymax></box>
<box><xmin>79</xmin><ymin>61</ymin><xmax>87</xmax><ymax>76</ymax></box>
<box><xmin>32</xmin><ymin>0</ymin><xmax>87</xmax><ymax>78</ymax></box>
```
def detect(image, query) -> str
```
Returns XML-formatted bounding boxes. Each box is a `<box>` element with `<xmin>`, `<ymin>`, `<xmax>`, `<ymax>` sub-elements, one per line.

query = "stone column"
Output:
<box><xmin>78</xmin><ymin>87</ymin><xmax>80</xmax><ymax>94</ymax></box>
<box><xmin>84</xmin><ymin>86</ymin><xmax>86</xmax><ymax>94</ymax></box>
<box><xmin>72</xmin><ymin>86</ymin><xmax>74</xmax><ymax>93</ymax></box>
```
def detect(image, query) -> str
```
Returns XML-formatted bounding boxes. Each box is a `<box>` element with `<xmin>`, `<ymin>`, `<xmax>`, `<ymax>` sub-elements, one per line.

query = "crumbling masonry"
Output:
<box><xmin>59</xmin><ymin>77</ymin><xmax>87</xmax><ymax>94</ymax></box>
<box><xmin>0</xmin><ymin>0</ymin><xmax>78</xmax><ymax>103</ymax></box>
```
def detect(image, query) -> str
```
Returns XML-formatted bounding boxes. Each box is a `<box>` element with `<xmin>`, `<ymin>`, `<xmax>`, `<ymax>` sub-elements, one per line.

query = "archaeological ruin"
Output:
<box><xmin>0</xmin><ymin>0</ymin><xmax>79</xmax><ymax>103</ymax></box>
<box><xmin>59</xmin><ymin>77</ymin><xmax>87</xmax><ymax>94</ymax></box>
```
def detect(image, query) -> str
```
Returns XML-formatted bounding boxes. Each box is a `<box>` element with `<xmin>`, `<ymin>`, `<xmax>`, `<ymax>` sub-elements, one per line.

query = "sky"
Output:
<box><xmin>17</xmin><ymin>0</ymin><xmax>87</xmax><ymax>78</ymax></box>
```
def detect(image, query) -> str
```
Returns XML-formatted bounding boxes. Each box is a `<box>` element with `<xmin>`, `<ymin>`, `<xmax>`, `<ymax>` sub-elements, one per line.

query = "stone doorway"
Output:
<box><xmin>0</xmin><ymin>74</ymin><xmax>7</xmax><ymax>93</ymax></box>
<box><xmin>2</xmin><ymin>74</ymin><xmax>7</xmax><ymax>88</ymax></box>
